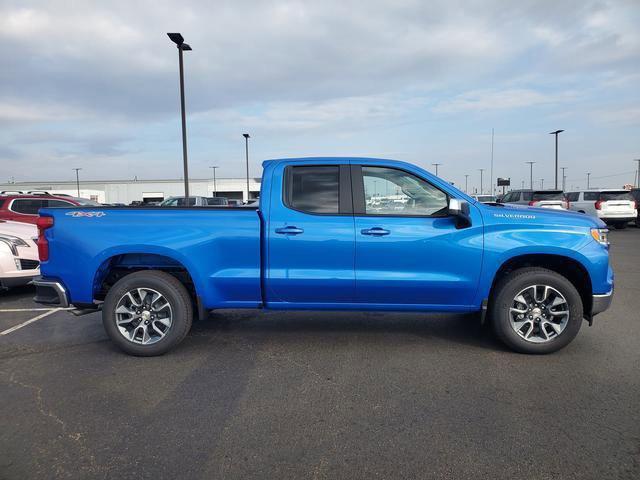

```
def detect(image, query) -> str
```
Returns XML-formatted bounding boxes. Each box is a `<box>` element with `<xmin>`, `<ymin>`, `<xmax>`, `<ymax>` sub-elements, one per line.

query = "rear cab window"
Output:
<box><xmin>284</xmin><ymin>165</ymin><xmax>342</xmax><ymax>214</ymax></box>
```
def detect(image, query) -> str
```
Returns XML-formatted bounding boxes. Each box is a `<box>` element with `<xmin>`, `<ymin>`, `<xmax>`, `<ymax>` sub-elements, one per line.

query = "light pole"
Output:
<box><xmin>464</xmin><ymin>174</ymin><xmax>469</xmax><ymax>193</ymax></box>
<box><xmin>540</xmin><ymin>178</ymin><xmax>544</xmax><ymax>189</ymax></box>
<box><xmin>72</xmin><ymin>168</ymin><xmax>81</xmax><ymax>197</ymax></box>
<box><xmin>167</xmin><ymin>33</ymin><xmax>192</xmax><ymax>199</ymax></box>
<box><xmin>432</xmin><ymin>163</ymin><xmax>442</xmax><ymax>176</ymax></box>
<box><xmin>549</xmin><ymin>129</ymin><xmax>564</xmax><ymax>189</ymax></box>
<box><xmin>243</xmin><ymin>133</ymin><xmax>250</xmax><ymax>202</ymax></box>
<box><xmin>561</xmin><ymin>167</ymin><xmax>567</xmax><ymax>191</ymax></box>
<box><xmin>209</xmin><ymin>166</ymin><xmax>218</xmax><ymax>196</ymax></box>
<box><xmin>587</xmin><ymin>172</ymin><xmax>591</xmax><ymax>190</ymax></box>
<box><xmin>478</xmin><ymin>168</ymin><xmax>485</xmax><ymax>195</ymax></box>
<box><xmin>634</xmin><ymin>159</ymin><xmax>640</xmax><ymax>187</ymax></box>
<box><xmin>525</xmin><ymin>161</ymin><xmax>535</xmax><ymax>189</ymax></box>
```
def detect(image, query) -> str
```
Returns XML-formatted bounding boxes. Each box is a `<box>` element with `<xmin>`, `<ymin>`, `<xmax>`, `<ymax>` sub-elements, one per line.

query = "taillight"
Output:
<box><xmin>564</xmin><ymin>200</ymin><xmax>570</xmax><ymax>209</ymax></box>
<box><xmin>528</xmin><ymin>201</ymin><xmax>536</xmax><ymax>206</ymax></box>
<box><xmin>36</xmin><ymin>216</ymin><xmax>54</xmax><ymax>261</ymax></box>
<box><xmin>594</xmin><ymin>200</ymin><xmax>602</xmax><ymax>210</ymax></box>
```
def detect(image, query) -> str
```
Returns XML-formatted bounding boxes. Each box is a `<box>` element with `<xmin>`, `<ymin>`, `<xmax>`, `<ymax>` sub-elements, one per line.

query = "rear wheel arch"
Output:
<box><xmin>93</xmin><ymin>253</ymin><xmax>199</xmax><ymax>304</ymax></box>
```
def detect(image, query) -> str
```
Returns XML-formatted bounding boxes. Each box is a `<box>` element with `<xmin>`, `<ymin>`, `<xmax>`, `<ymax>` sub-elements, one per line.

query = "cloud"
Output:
<box><xmin>432</xmin><ymin>88</ymin><xmax>579</xmax><ymax>113</ymax></box>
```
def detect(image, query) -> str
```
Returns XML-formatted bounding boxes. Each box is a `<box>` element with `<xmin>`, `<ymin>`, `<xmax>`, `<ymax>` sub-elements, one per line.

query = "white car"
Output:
<box><xmin>566</xmin><ymin>190</ymin><xmax>637</xmax><ymax>229</ymax></box>
<box><xmin>0</xmin><ymin>220</ymin><xmax>40</xmax><ymax>289</ymax></box>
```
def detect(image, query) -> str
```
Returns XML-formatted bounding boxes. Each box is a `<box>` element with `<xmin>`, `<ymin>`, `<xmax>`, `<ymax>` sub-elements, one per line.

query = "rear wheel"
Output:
<box><xmin>102</xmin><ymin>270</ymin><xmax>193</xmax><ymax>356</ymax></box>
<box><xmin>489</xmin><ymin>267</ymin><xmax>583</xmax><ymax>354</ymax></box>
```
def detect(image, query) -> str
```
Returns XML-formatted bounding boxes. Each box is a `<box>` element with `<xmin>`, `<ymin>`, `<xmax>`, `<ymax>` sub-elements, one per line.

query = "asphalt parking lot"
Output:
<box><xmin>1</xmin><ymin>229</ymin><xmax>639</xmax><ymax>480</ymax></box>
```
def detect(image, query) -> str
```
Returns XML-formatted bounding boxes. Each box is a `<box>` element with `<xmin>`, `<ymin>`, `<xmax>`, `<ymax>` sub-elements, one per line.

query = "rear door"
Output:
<box><xmin>530</xmin><ymin>191</ymin><xmax>566</xmax><ymax>209</ymax></box>
<box><xmin>599</xmin><ymin>191</ymin><xmax>636</xmax><ymax>217</ymax></box>
<box><xmin>266</xmin><ymin>162</ymin><xmax>355</xmax><ymax>305</ymax></box>
<box><xmin>352</xmin><ymin>164</ymin><xmax>483</xmax><ymax>307</ymax></box>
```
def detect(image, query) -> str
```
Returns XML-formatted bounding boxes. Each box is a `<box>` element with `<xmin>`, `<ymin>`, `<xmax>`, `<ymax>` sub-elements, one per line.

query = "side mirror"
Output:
<box><xmin>449</xmin><ymin>198</ymin><xmax>472</xmax><ymax>229</ymax></box>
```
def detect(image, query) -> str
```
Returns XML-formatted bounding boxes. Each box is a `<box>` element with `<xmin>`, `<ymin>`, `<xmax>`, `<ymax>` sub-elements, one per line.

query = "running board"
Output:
<box><xmin>70</xmin><ymin>305</ymin><xmax>102</xmax><ymax>316</ymax></box>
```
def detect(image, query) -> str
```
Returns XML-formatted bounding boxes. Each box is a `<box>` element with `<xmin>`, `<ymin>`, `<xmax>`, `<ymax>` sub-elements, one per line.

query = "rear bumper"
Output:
<box><xmin>591</xmin><ymin>290</ymin><xmax>613</xmax><ymax>317</ymax></box>
<box><xmin>33</xmin><ymin>277</ymin><xmax>69</xmax><ymax>308</ymax></box>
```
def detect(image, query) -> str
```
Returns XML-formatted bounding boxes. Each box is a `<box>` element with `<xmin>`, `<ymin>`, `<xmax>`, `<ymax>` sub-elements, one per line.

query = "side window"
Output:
<box><xmin>10</xmin><ymin>199</ymin><xmax>45</xmax><ymax>214</ymax></box>
<box><xmin>584</xmin><ymin>192</ymin><xmax>598</xmax><ymax>201</ymax></box>
<box><xmin>285</xmin><ymin>166</ymin><xmax>340</xmax><ymax>214</ymax></box>
<box><xmin>521</xmin><ymin>192</ymin><xmax>532</xmax><ymax>201</ymax></box>
<box><xmin>503</xmin><ymin>193</ymin><xmax>514</xmax><ymax>202</ymax></box>
<box><xmin>567</xmin><ymin>192</ymin><xmax>579</xmax><ymax>202</ymax></box>
<box><xmin>46</xmin><ymin>200</ymin><xmax>74</xmax><ymax>208</ymax></box>
<box><xmin>362</xmin><ymin>166</ymin><xmax>447</xmax><ymax>216</ymax></box>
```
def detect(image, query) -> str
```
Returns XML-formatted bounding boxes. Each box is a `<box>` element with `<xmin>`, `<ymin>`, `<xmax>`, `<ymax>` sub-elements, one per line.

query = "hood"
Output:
<box><xmin>0</xmin><ymin>220</ymin><xmax>38</xmax><ymax>241</ymax></box>
<box><xmin>482</xmin><ymin>203</ymin><xmax>605</xmax><ymax>229</ymax></box>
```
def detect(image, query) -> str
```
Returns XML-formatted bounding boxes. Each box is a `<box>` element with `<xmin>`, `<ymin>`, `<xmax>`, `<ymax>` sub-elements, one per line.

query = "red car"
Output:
<box><xmin>0</xmin><ymin>193</ymin><xmax>100</xmax><ymax>224</ymax></box>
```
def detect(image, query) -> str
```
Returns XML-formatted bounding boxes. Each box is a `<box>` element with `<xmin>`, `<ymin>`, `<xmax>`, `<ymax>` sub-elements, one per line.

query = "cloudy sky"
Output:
<box><xmin>1</xmin><ymin>0</ymin><xmax>639</xmax><ymax>192</ymax></box>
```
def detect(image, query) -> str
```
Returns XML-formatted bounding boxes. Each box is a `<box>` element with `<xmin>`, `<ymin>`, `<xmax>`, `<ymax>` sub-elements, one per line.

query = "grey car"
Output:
<box><xmin>501</xmin><ymin>189</ymin><xmax>567</xmax><ymax>210</ymax></box>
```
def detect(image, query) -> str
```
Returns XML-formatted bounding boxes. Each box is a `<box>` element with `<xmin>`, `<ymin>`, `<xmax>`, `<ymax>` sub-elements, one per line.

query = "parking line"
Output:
<box><xmin>0</xmin><ymin>308</ymin><xmax>63</xmax><ymax>313</ymax></box>
<box><xmin>0</xmin><ymin>308</ymin><xmax>65</xmax><ymax>336</ymax></box>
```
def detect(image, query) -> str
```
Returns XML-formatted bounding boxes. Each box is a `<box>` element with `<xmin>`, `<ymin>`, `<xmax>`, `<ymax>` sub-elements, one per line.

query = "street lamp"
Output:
<box><xmin>634</xmin><ymin>159</ymin><xmax>640</xmax><ymax>187</ymax></box>
<box><xmin>478</xmin><ymin>168</ymin><xmax>485</xmax><ymax>195</ymax></box>
<box><xmin>540</xmin><ymin>178</ymin><xmax>544</xmax><ymax>189</ymax></box>
<box><xmin>432</xmin><ymin>163</ymin><xmax>442</xmax><ymax>176</ymax></box>
<box><xmin>561</xmin><ymin>167</ymin><xmax>567</xmax><ymax>191</ymax></box>
<box><xmin>549</xmin><ymin>129</ymin><xmax>564</xmax><ymax>189</ymax></box>
<box><xmin>525</xmin><ymin>161</ymin><xmax>535</xmax><ymax>190</ymax></box>
<box><xmin>587</xmin><ymin>172</ymin><xmax>591</xmax><ymax>190</ymax></box>
<box><xmin>209</xmin><ymin>166</ymin><xmax>218</xmax><ymax>196</ymax></box>
<box><xmin>243</xmin><ymin>133</ymin><xmax>250</xmax><ymax>202</ymax></box>
<box><xmin>464</xmin><ymin>174</ymin><xmax>469</xmax><ymax>193</ymax></box>
<box><xmin>72</xmin><ymin>168</ymin><xmax>81</xmax><ymax>197</ymax></box>
<box><xmin>167</xmin><ymin>32</ymin><xmax>192</xmax><ymax>199</ymax></box>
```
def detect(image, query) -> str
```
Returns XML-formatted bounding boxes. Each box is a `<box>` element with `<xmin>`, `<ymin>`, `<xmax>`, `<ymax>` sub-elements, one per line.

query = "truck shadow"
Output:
<box><xmin>192</xmin><ymin>310</ymin><xmax>509</xmax><ymax>353</ymax></box>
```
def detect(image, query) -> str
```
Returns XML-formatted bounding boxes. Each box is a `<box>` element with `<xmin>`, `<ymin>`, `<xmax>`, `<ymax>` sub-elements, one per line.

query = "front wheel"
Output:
<box><xmin>102</xmin><ymin>270</ymin><xmax>193</xmax><ymax>356</ymax></box>
<box><xmin>489</xmin><ymin>267</ymin><xmax>583</xmax><ymax>354</ymax></box>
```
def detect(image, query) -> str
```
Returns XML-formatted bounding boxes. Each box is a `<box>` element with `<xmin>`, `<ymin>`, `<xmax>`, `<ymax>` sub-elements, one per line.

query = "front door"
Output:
<box><xmin>266</xmin><ymin>163</ymin><xmax>355</xmax><ymax>305</ymax></box>
<box><xmin>352</xmin><ymin>165</ymin><xmax>483</xmax><ymax>308</ymax></box>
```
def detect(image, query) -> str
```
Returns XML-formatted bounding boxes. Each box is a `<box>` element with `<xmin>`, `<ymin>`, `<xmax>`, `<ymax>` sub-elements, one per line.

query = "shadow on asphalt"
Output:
<box><xmin>190</xmin><ymin>309</ymin><xmax>510</xmax><ymax>353</ymax></box>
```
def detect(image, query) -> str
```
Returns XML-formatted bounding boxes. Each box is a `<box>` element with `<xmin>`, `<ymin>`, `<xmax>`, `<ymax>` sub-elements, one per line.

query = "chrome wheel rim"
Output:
<box><xmin>509</xmin><ymin>285</ymin><xmax>569</xmax><ymax>343</ymax></box>
<box><xmin>115</xmin><ymin>288</ymin><xmax>173</xmax><ymax>345</ymax></box>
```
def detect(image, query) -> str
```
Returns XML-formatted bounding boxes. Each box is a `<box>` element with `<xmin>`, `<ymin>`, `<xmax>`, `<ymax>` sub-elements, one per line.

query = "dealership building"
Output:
<box><xmin>0</xmin><ymin>177</ymin><xmax>262</xmax><ymax>204</ymax></box>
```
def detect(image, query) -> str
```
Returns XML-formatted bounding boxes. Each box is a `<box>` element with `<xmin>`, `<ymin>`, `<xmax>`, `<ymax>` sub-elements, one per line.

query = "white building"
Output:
<box><xmin>0</xmin><ymin>177</ymin><xmax>262</xmax><ymax>205</ymax></box>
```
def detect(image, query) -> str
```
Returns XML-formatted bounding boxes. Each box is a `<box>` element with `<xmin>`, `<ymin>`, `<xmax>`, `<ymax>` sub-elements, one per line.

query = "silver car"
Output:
<box><xmin>501</xmin><ymin>189</ymin><xmax>568</xmax><ymax>210</ymax></box>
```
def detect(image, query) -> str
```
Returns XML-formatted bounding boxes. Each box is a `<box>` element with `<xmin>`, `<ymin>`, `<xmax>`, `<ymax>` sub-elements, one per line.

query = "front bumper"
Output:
<box><xmin>33</xmin><ymin>278</ymin><xmax>69</xmax><ymax>308</ymax></box>
<box><xmin>591</xmin><ymin>290</ymin><xmax>613</xmax><ymax>317</ymax></box>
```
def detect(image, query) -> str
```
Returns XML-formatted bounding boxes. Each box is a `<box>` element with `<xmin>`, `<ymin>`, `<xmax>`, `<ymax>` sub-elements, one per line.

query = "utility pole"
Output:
<box><xmin>587</xmin><ymin>172</ymin><xmax>591</xmax><ymax>190</ymax></box>
<box><xmin>634</xmin><ymin>159</ymin><xmax>640</xmax><ymax>187</ymax></box>
<box><xmin>478</xmin><ymin>168</ymin><xmax>485</xmax><ymax>195</ymax></box>
<box><xmin>549</xmin><ymin>129</ymin><xmax>564</xmax><ymax>189</ymax></box>
<box><xmin>525</xmin><ymin>161</ymin><xmax>535</xmax><ymax>189</ymax></box>
<box><xmin>167</xmin><ymin>33</ymin><xmax>192</xmax><ymax>199</ymax></box>
<box><xmin>243</xmin><ymin>133</ymin><xmax>250</xmax><ymax>202</ymax></box>
<box><xmin>432</xmin><ymin>163</ymin><xmax>442</xmax><ymax>176</ymax></box>
<box><xmin>540</xmin><ymin>178</ymin><xmax>544</xmax><ymax>189</ymax></box>
<box><xmin>561</xmin><ymin>167</ymin><xmax>567</xmax><ymax>191</ymax></box>
<box><xmin>209</xmin><ymin>166</ymin><xmax>218</xmax><ymax>196</ymax></box>
<box><xmin>490</xmin><ymin>128</ymin><xmax>494</xmax><ymax>199</ymax></box>
<box><xmin>72</xmin><ymin>168</ymin><xmax>81</xmax><ymax>197</ymax></box>
<box><xmin>464</xmin><ymin>174</ymin><xmax>469</xmax><ymax>193</ymax></box>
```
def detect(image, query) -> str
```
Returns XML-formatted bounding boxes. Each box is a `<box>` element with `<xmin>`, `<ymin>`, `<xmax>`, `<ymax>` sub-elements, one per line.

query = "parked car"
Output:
<box><xmin>34</xmin><ymin>157</ymin><xmax>613</xmax><ymax>356</ymax></box>
<box><xmin>566</xmin><ymin>190</ymin><xmax>637</xmax><ymax>229</ymax></box>
<box><xmin>0</xmin><ymin>193</ymin><xmax>99</xmax><ymax>225</ymax></box>
<box><xmin>471</xmin><ymin>194</ymin><xmax>497</xmax><ymax>203</ymax></box>
<box><xmin>159</xmin><ymin>196</ymin><xmax>228</xmax><ymax>207</ymax></box>
<box><xmin>501</xmin><ymin>189</ymin><xmax>568</xmax><ymax>209</ymax></box>
<box><xmin>227</xmin><ymin>199</ymin><xmax>243</xmax><ymax>206</ymax></box>
<box><xmin>0</xmin><ymin>220</ymin><xmax>40</xmax><ymax>289</ymax></box>
<box><xmin>629</xmin><ymin>189</ymin><xmax>640</xmax><ymax>227</ymax></box>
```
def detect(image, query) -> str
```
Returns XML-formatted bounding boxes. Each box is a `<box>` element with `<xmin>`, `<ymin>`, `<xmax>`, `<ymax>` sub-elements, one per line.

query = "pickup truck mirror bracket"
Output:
<box><xmin>448</xmin><ymin>198</ymin><xmax>472</xmax><ymax>229</ymax></box>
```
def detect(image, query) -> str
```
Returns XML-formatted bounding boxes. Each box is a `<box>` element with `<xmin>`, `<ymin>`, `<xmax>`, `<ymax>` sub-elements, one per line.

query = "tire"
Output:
<box><xmin>489</xmin><ymin>267</ymin><xmax>583</xmax><ymax>354</ymax></box>
<box><xmin>614</xmin><ymin>223</ymin><xmax>627</xmax><ymax>230</ymax></box>
<box><xmin>102</xmin><ymin>270</ymin><xmax>193</xmax><ymax>356</ymax></box>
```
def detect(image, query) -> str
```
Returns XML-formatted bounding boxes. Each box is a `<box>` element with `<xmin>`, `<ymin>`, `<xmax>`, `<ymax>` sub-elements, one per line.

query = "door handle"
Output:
<box><xmin>361</xmin><ymin>227</ymin><xmax>390</xmax><ymax>236</ymax></box>
<box><xmin>275</xmin><ymin>226</ymin><xmax>304</xmax><ymax>235</ymax></box>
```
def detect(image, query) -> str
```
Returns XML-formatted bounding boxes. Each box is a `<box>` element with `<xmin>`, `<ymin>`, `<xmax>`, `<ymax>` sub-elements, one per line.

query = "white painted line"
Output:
<box><xmin>0</xmin><ymin>308</ymin><xmax>65</xmax><ymax>336</ymax></box>
<box><xmin>0</xmin><ymin>308</ymin><xmax>62</xmax><ymax>313</ymax></box>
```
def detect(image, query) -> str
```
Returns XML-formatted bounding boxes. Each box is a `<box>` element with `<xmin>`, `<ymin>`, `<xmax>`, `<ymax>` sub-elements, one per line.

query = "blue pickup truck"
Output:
<box><xmin>33</xmin><ymin>157</ymin><xmax>613</xmax><ymax>356</ymax></box>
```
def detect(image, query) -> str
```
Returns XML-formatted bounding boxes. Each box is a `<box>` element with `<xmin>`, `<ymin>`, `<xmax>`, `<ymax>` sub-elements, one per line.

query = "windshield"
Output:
<box><xmin>532</xmin><ymin>191</ymin><xmax>564</xmax><ymax>201</ymax></box>
<box><xmin>160</xmin><ymin>197</ymin><xmax>197</xmax><ymax>206</ymax></box>
<box><xmin>600</xmin><ymin>191</ymin><xmax>633</xmax><ymax>201</ymax></box>
<box><xmin>71</xmin><ymin>197</ymin><xmax>101</xmax><ymax>206</ymax></box>
<box><xmin>476</xmin><ymin>195</ymin><xmax>495</xmax><ymax>202</ymax></box>
<box><xmin>207</xmin><ymin>197</ymin><xmax>228</xmax><ymax>206</ymax></box>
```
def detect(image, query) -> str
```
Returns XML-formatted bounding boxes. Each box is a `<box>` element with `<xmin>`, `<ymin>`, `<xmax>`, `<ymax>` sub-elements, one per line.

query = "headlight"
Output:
<box><xmin>590</xmin><ymin>228</ymin><xmax>609</xmax><ymax>247</ymax></box>
<box><xmin>0</xmin><ymin>234</ymin><xmax>29</xmax><ymax>256</ymax></box>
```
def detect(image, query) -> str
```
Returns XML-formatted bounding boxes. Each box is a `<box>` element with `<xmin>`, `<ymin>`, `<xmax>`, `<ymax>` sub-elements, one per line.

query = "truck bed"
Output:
<box><xmin>40</xmin><ymin>206</ymin><xmax>262</xmax><ymax>308</ymax></box>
